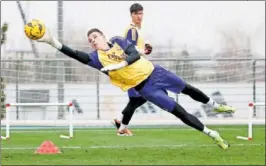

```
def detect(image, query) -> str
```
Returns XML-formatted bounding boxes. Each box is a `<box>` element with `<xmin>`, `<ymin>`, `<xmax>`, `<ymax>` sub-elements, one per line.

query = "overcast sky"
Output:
<box><xmin>1</xmin><ymin>1</ymin><xmax>265</xmax><ymax>55</ymax></box>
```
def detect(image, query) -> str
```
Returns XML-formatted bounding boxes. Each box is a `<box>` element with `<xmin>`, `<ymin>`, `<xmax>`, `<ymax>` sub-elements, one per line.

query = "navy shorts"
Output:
<box><xmin>135</xmin><ymin>65</ymin><xmax>186</xmax><ymax>112</ymax></box>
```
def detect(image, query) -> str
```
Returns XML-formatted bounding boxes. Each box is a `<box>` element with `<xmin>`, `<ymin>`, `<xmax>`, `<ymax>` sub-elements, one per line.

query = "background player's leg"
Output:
<box><xmin>121</xmin><ymin>97</ymin><xmax>147</xmax><ymax>125</ymax></box>
<box><xmin>115</xmin><ymin>89</ymin><xmax>143</xmax><ymax>124</ymax></box>
<box><xmin>114</xmin><ymin>89</ymin><xmax>146</xmax><ymax>136</ymax></box>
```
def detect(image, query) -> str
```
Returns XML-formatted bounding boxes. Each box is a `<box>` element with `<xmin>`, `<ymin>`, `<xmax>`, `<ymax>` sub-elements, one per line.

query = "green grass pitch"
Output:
<box><xmin>1</xmin><ymin>125</ymin><xmax>265</xmax><ymax>165</ymax></box>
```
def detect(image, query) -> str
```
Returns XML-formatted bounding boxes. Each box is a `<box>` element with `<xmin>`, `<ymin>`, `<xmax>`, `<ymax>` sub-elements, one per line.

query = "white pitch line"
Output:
<box><xmin>1</xmin><ymin>143</ymin><xmax>265</xmax><ymax>150</ymax></box>
<box><xmin>1</xmin><ymin>146</ymin><xmax>81</xmax><ymax>150</ymax></box>
<box><xmin>88</xmin><ymin>143</ymin><xmax>265</xmax><ymax>149</ymax></box>
<box><xmin>1</xmin><ymin>127</ymin><xmax>265</xmax><ymax>133</ymax></box>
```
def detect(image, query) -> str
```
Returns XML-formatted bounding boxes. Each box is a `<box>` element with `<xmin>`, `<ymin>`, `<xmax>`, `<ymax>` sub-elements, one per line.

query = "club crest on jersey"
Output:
<box><xmin>105</xmin><ymin>43</ymin><xmax>127</xmax><ymax>61</ymax></box>
<box><xmin>107</xmin><ymin>52</ymin><xmax>127</xmax><ymax>61</ymax></box>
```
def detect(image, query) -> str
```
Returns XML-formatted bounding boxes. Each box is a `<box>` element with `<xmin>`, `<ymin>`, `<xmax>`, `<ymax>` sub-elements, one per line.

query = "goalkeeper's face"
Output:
<box><xmin>88</xmin><ymin>32</ymin><xmax>107</xmax><ymax>50</ymax></box>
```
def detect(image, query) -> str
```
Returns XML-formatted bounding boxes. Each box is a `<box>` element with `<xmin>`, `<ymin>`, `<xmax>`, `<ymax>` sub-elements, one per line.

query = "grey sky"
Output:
<box><xmin>1</xmin><ymin>1</ymin><xmax>265</xmax><ymax>55</ymax></box>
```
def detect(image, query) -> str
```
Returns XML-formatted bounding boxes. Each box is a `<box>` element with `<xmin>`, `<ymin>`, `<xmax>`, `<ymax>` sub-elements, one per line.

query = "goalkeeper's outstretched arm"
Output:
<box><xmin>58</xmin><ymin>42</ymin><xmax>140</xmax><ymax>68</ymax></box>
<box><xmin>60</xmin><ymin>44</ymin><xmax>90</xmax><ymax>64</ymax></box>
<box><xmin>37</xmin><ymin>29</ymin><xmax>141</xmax><ymax>72</ymax></box>
<box><xmin>61</xmin><ymin>43</ymin><xmax>140</xmax><ymax>67</ymax></box>
<box><xmin>37</xmin><ymin>29</ymin><xmax>91</xmax><ymax>65</ymax></box>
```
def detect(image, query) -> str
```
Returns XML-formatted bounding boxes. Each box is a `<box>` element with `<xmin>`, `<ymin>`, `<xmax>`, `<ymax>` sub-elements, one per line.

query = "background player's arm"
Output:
<box><xmin>126</xmin><ymin>28</ymin><xmax>152</xmax><ymax>55</ymax></box>
<box><xmin>126</xmin><ymin>28</ymin><xmax>138</xmax><ymax>46</ymax></box>
<box><xmin>126</xmin><ymin>28</ymin><xmax>144</xmax><ymax>55</ymax></box>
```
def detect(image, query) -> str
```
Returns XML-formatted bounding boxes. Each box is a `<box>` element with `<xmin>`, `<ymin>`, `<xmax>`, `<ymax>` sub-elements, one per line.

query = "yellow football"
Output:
<box><xmin>24</xmin><ymin>19</ymin><xmax>46</xmax><ymax>40</ymax></box>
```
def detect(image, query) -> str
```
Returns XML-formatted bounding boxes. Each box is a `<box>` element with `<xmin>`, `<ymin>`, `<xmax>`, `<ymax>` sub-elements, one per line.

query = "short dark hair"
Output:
<box><xmin>87</xmin><ymin>28</ymin><xmax>103</xmax><ymax>37</ymax></box>
<box><xmin>130</xmin><ymin>3</ymin><xmax>143</xmax><ymax>14</ymax></box>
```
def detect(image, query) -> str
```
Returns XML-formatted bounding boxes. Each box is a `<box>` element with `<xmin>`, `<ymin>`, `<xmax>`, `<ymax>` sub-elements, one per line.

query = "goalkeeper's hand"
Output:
<box><xmin>37</xmin><ymin>28</ymin><xmax>62</xmax><ymax>50</ymax></box>
<box><xmin>100</xmin><ymin>61</ymin><xmax>128</xmax><ymax>72</ymax></box>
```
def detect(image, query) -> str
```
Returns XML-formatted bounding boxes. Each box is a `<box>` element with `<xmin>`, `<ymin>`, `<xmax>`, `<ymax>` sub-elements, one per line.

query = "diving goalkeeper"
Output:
<box><xmin>36</xmin><ymin>28</ymin><xmax>235</xmax><ymax>150</ymax></box>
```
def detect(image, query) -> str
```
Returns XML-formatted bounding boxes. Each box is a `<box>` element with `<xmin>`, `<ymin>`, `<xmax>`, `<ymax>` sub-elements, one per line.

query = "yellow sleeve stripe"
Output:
<box><xmin>131</xmin><ymin>28</ymin><xmax>137</xmax><ymax>41</ymax></box>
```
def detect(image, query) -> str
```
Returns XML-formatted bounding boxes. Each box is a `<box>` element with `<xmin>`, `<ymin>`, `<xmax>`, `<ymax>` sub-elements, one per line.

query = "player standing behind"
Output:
<box><xmin>112</xmin><ymin>3</ymin><xmax>152</xmax><ymax>136</ymax></box>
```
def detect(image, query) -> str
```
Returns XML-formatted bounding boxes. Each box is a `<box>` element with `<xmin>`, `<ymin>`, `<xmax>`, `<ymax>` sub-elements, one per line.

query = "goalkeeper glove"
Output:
<box><xmin>100</xmin><ymin>61</ymin><xmax>128</xmax><ymax>72</ymax></box>
<box><xmin>144</xmin><ymin>43</ymin><xmax>152</xmax><ymax>55</ymax></box>
<box><xmin>37</xmin><ymin>28</ymin><xmax>62</xmax><ymax>50</ymax></box>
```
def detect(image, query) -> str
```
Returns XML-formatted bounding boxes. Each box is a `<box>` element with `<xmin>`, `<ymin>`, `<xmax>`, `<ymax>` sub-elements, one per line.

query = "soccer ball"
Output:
<box><xmin>24</xmin><ymin>19</ymin><xmax>46</xmax><ymax>40</ymax></box>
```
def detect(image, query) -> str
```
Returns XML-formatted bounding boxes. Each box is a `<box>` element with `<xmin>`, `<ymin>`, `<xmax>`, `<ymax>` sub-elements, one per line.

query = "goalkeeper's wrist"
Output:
<box><xmin>50</xmin><ymin>37</ymin><xmax>63</xmax><ymax>50</ymax></box>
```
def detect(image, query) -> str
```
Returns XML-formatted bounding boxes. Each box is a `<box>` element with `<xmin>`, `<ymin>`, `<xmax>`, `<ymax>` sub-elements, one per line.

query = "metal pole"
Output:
<box><xmin>57</xmin><ymin>1</ymin><xmax>63</xmax><ymax>44</ymax></box>
<box><xmin>57</xmin><ymin>1</ymin><xmax>65</xmax><ymax>119</ymax></box>
<box><xmin>252</xmin><ymin>60</ymin><xmax>256</xmax><ymax>117</ymax></box>
<box><xmin>96</xmin><ymin>72</ymin><xmax>100</xmax><ymax>119</ymax></box>
<box><xmin>0</xmin><ymin>24</ymin><xmax>2</xmax><ymax>126</ymax></box>
<box><xmin>15</xmin><ymin>53</ymin><xmax>20</xmax><ymax>120</ymax></box>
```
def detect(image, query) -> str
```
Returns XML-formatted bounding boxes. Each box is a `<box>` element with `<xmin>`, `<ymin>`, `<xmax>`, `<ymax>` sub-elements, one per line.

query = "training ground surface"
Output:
<box><xmin>1</xmin><ymin>125</ymin><xmax>265</xmax><ymax>165</ymax></box>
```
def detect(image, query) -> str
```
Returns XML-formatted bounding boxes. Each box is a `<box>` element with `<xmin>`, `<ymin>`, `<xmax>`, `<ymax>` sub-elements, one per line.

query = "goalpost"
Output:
<box><xmin>236</xmin><ymin>102</ymin><xmax>265</xmax><ymax>141</ymax></box>
<box><xmin>1</xmin><ymin>102</ymin><xmax>73</xmax><ymax>140</ymax></box>
<box><xmin>1</xmin><ymin>102</ymin><xmax>264</xmax><ymax>141</ymax></box>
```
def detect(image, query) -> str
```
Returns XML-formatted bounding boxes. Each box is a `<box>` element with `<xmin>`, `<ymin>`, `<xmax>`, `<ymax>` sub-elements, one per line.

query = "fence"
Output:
<box><xmin>1</xmin><ymin>52</ymin><xmax>265</xmax><ymax>122</ymax></box>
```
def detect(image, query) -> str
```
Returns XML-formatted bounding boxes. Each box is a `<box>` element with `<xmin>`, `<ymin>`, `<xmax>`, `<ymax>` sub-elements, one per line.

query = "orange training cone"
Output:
<box><xmin>35</xmin><ymin>140</ymin><xmax>61</xmax><ymax>154</ymax></box>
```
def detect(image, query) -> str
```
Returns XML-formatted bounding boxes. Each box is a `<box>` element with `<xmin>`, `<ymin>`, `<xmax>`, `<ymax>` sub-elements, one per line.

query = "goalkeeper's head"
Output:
<box><xmin>87</xmin><ymin>28</ymin><xmax>109</xmax><ymax>50</ymax></box>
